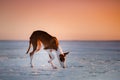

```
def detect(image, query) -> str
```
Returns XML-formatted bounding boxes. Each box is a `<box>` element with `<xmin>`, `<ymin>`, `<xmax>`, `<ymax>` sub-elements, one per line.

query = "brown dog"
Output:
<box><xmin>26</xmin><ymin>30</ymin><xmax>69</xmax><ymax>69</ymax></box>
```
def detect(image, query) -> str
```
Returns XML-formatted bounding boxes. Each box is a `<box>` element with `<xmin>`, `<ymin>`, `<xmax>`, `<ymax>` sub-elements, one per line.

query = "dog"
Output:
<box><xmin>26</xmin><ymin>30</ymin><xmax>69</xmax><ymax>69</ymax></box>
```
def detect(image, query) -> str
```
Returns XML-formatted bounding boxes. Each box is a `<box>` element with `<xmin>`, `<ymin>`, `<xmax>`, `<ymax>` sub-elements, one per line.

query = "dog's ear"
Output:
<box><xmin>64</xmin><ymin>52</ymin><xmax>69</xmax><ymax>57</ymax></box>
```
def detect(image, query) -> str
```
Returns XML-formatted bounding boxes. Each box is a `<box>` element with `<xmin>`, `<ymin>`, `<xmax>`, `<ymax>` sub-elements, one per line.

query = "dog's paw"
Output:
<box><xmin>30</xmin><ymin>64</ymin><xmax>34</xmax><ymax>68</ymax></box>
<box><xmin>53</xmin><ymin>66</ymin><xmax>57</xmax><ymax>69</ymax></box>
<box><xmin>48</xmin><ymin>60</ymin><xmax>52</xmax><ymax>63</ymax></box>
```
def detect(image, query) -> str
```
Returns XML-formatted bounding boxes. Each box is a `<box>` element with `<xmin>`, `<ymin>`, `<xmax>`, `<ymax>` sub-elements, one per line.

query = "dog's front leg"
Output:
<box><xmin>46</xmin><ymin>49</ymin><xmax>57</xmax><ymax>69</ymax></box>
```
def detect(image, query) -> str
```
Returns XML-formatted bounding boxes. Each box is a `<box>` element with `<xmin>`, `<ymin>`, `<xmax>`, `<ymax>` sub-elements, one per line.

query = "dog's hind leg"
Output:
<box><xmin>36</xmin><ymin>40</ymin><xmax>41</xmax><ymax>52</ymax></box>
<box><xmin>29</xmin><ymin>40</ymin><xmax>37</xmax><ymax>68</ymax></box>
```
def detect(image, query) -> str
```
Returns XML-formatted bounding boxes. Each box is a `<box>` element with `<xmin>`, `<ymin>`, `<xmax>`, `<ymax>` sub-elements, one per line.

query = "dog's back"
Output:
<box><xmin>30</xmin><ymin>30</ymin><xmax>52</xmax><ymax>40</ymax></box>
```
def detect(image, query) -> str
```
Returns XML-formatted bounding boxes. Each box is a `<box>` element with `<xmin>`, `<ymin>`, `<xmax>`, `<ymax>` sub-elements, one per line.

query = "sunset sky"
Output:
<box><xmin>0</xmin><ymin>0</ymin><xmax>120</xmax><ymax>40</ymax></box>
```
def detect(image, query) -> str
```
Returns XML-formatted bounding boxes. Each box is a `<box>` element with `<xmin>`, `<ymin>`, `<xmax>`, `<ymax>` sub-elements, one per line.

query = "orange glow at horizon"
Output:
<box><xmin>0</xmin><ymin>0</ymin><xmax>120</xmax><ymax>40</ymax></box>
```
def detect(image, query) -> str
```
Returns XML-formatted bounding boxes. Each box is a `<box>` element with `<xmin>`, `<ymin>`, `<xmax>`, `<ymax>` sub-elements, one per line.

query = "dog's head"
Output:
<box><xmin>58</xmin><ymin>52</ymin><xmax>69</xmax><ymax>68</ymax></box>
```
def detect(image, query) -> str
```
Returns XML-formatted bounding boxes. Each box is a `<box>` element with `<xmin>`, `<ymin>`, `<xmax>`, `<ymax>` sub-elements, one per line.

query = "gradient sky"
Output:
<box><xmin>0</xmin><ymin>0</ymin><xmax>120</xmax><ymax>40</ymax></box>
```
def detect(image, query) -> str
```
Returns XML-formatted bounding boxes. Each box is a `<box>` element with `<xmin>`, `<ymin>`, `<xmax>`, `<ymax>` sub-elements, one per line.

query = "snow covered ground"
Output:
<box><xmin>0</xmin><ymin>41</ymin><xmax>120</xmax><ymax>80</ymax></box>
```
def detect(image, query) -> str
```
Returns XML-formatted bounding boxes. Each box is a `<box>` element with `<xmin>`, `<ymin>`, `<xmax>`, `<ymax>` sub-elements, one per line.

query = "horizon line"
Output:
<box><xmin>0</xmin><ymin>39</ymin><xmax>120</xmax><ymax>42</ymax></box>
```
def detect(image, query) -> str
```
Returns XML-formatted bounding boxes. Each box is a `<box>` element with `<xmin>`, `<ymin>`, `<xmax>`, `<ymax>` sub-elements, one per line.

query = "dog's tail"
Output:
<box><xmin>26</xmin><ymin>40</ymin><xmax>32</xmax><ymax>54</ymax></box>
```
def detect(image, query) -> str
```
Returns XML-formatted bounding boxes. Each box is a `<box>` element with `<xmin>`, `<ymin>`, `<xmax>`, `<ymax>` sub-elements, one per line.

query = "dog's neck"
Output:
<box><xmin>57</xmin><ymin>45</ymin><xmax>63</xmax><ymax>55</ymax></box>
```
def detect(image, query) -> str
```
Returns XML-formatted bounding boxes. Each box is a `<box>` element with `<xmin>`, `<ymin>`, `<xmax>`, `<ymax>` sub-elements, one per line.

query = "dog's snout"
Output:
<box><xmin>63</xmin><ymin>66</ymin><xmax>65</xmax><ymax>68</ymax></box>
